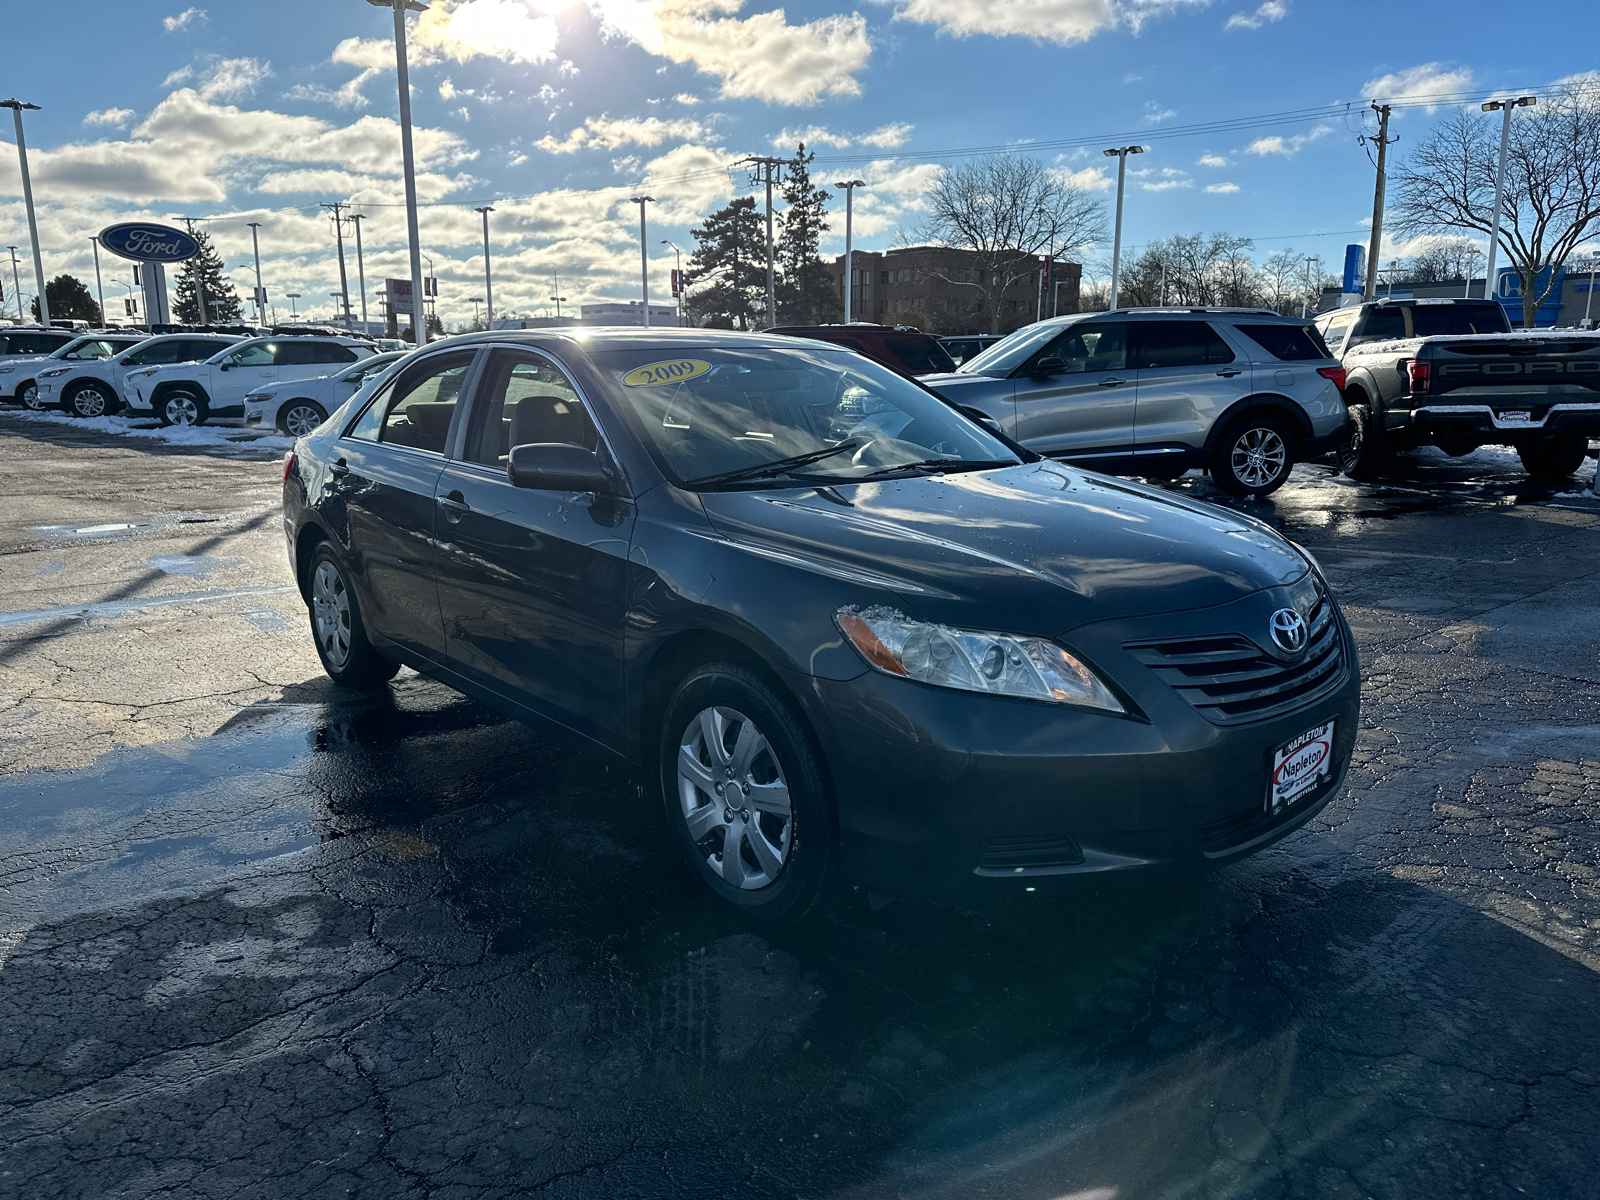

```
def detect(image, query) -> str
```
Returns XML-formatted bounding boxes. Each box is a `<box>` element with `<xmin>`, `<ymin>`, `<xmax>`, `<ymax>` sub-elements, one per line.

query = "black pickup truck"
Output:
<box><xmin>1321</xmin><ymin>300</ymin><xmax>1600</xmax><ymax>480</ymax></box>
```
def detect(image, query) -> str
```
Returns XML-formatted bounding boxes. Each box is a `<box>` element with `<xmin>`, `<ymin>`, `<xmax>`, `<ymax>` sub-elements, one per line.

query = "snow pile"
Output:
<box><xmin>5</xmin><ymin>407</ymin><xmax>292</xmax><ymax>450</ymax></box>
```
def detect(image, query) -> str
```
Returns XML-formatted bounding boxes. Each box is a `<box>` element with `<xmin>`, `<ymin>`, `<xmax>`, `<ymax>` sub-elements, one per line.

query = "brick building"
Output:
<box><xmin>830</xmin><ymin>245</ymin><xmax>1082</xmax><ymax>335</ymax></box>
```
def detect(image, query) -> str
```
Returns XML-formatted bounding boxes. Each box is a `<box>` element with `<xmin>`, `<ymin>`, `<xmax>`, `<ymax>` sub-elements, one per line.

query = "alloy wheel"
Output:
<box><xmin>1231</xmin><ymin>426</ymin><xmax>1287</xmax><ymax>488</ymax></box>
<box><xmin>676</xmin><ymin>705</ymin><xmax>793</xmax><ymax>890</ymax></box>
<box><xmin>164</xmin><ymin>394</ymin><xmax>200</xmax><ymax>426</ymax></box>
<box><xmin>73</xmin><ymin>385</ymin><xmax>111</xmax><ymax>418</ymax></box>
<box><xmin>21</xmin><ymin>384</ymin><xmax>41</xmax><ymax>410</ymax></box>
<box><xmin>311</xmin><ymin>560</ymin><xmax>352</xmax><ymax>669</ymax></box>
<box><xmin>282</xmin><ymin>404</ymin><xmax>325</xmax><ymax>438</ymax></box>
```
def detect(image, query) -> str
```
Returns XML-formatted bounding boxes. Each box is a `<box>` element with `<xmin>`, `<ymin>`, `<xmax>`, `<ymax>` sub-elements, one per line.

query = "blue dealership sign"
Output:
<box><xmin>97</xmin><ymin>222</ymin><xmax>201</xmax><ymax>264</ymax></box>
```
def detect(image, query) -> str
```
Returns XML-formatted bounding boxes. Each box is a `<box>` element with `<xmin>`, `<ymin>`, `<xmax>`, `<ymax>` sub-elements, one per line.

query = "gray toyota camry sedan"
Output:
<box><xmin>282</xmin><ymin>328</ymin><xmax>1359</xmax><ymax>921</ymax></box>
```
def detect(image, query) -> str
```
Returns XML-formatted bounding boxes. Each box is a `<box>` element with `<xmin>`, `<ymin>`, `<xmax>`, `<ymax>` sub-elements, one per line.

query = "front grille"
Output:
<box><xmin>975</xmin><ymin>834</ymin><xmax>1084</xmax><ymax>875</ymax></box>
<box><xmin>1124</xmin><ymin>596</ymin><xmax>1344</xmax><ymax>727</ymax></box>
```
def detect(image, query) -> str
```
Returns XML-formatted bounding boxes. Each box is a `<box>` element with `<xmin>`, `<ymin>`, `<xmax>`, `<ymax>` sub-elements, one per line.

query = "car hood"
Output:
<box><xmin>696</xmin><ymin>461</ymin><xmax>1307</xmax><ymax>634</ymax></box>
<box><xmin>0</xmin><ymin>354</ymin><xmax>61</xmax><ymax>370</ymax></box>
<box><xmin>921</xmin><ymin>371</ymin><xmax>1014</xmax><ymax>399</ymax></box>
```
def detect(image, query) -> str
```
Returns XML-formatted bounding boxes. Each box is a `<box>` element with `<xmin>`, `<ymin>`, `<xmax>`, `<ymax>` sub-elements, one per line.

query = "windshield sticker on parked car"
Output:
<box><xmin>622</xmin><ymin>359</ymin><xmax>712</xmax><ymax>387</ymax></box>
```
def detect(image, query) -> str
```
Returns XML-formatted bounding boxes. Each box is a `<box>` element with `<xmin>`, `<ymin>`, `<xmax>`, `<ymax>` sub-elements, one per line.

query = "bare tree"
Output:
<box><xmin>1394</xmin><ymin>235</ymin><xmax>1481</xmax><ymax>284</ymax></box>
<box><xmin>917</xmin><ymin>154</ymin><xmax>1107</xmax><ymax>333</ymax></box>
<box><xmin>1393</xmin><ymin>80</ymin><xmax>1600</xmax><ymax>325</ymax></box>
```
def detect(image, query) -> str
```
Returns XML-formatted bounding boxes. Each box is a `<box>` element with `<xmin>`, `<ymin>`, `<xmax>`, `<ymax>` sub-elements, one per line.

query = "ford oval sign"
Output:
<box><xmin>97</xmin><ymin>222</ymin><xmax>201</xmax><ymax>264</ymax></box>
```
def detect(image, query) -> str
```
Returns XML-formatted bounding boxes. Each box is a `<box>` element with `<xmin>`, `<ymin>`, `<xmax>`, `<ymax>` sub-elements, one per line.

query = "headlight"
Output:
<box><xmin>244</xmin><ymin>391</ymin><xmax>275</xmax><ymax>403</ymax></box>
<box><xmin>39</xmin><ymin>367</ymin><xmax>70</xmax><ymax>378</ymax></box>
<box><xmin>0</xmin><ymin>367</ymin><xmax>13</xmax><ymax>375</ymax></box>
<box><xmin>836</xmin><ymin>607</ymin><xmax>1125</xmax><ymax>712</ymax></box>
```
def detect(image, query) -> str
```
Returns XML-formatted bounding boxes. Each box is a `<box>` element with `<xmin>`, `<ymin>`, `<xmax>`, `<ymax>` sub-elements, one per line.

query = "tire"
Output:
<box><xmin>65</xmin><ymin>380</ymin><xmax>118</xmax><ymax>419</ymax></box>
<box><xmin>158</xmin><ymin>387</ymin><xmax>208</xmax><ymax>427</ymax></box>
<box><xmin>19</xmin><ymin>382</ymin><xmax>42</xmax><ymax>411</ymax></box>
<box><xmin>305</xmin><ymin>543</ymin><xmax>400</xmax><ymax>688</ymax></box>
<box><xmin>1338</xmin><ymin>403</ymin><xmax>1391</xmax><ymax>480</ymax></box>
<box><xmin>659</xmin><ymin>663</ymin><xmax>833</xmax><ymax>924</ymax></box>
<box><xmin>278</xmin><ymin>400</ymin><xmax>328</xmax><ymax>438</ymax></box>
<box><xmin>1517</xmin><ymin>434</ymin><xmax>1589</xmax><ymax>481</ymax></box>
<box><xmin>1210</xmin><ymin>414</ymin><xmax>1296</xmax><ymax>497</ymax></box>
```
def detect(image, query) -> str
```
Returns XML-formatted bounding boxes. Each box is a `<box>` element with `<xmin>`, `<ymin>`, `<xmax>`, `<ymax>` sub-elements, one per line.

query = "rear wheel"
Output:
<box><xmin>306</xmin><ymin>543</ymin><xmax>400</xmax><ymax>688</ymax></box>
<box><xmin>1338</xmin><ymin>403</ymin><xmax>1391</xmax><ymax>480</ymax></box>
<box><xmin>1211</xmin><ymin>415</ymin><xmax>1296</xmax><ymax>497</ymax></box>
<box><xmin>278</xmin><ymin>400</ymin><xmax>328</xmax><ymax>438</ymax></box>
<box><xmin>158</xmin><ymin>387</ymin><xmax>208</xmax><ymax>427</ymax></box>
<box><xmin>65</xmin><ymin>380</ymin><xmax>117</xmax><ymax>418</ymax></box>
<box><xmin>660</xmin><ymin>663</ymin><xmax>833</xmax><ymax>924</ymax></box>
<box><xmin>1517</xmin><ymin>434</ymin><xmax>1589</xmax><ymax>481</ymax></box>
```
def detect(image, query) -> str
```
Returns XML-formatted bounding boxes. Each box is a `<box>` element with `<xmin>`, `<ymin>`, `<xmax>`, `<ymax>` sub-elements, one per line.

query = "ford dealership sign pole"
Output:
<box><xmin>97</xmin><ymin>222</ymin><xmax>201</xmax><ymax>328</ymax></box>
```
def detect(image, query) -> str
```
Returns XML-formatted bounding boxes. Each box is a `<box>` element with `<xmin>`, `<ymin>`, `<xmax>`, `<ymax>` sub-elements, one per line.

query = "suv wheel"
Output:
<box><xmin>158</xmin><ymin>387</ymin><xmax>208</xmax><ymax>427</ymax></box>
<box><xmin>1338</xmin><ymin>403</ymin><xmax>1391</xmax><ymax>480</ymax></box>
<box><xmin>65</xmin><ymin>381</ymin><xmax>117</xmax><ymax>419</ymax></box>
<box><xmin>1211</xmin><ymin>415</ymin><xmax>1296</xmax><ymax>497</ymax></box>
<box><xmin>306</xmin><ymin>543</ymin><xmax>400</xmax><ymax>688</ymax></box>
<box><xmin>278</xmin><ymin>400</ymin><xmax>328</xmax><ymax>438</ymax></box>
<box><xmin>1517</xmin><ymin>434</ymin><xmax>1589</xmax><ymax>481</ymax></box>
<box><xmin>660</xmin><ymin>663</ymin><xmax>833</xmax><ymax>924</ymax></box>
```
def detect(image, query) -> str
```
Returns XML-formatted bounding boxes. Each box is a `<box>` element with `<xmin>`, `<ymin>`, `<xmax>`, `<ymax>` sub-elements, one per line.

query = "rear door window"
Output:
<box><xmin>123</xmin><ymin>341</ymin><xmax>183</xmax><ymax>366</ymax></box>
<box><xmin>1234</xmin><ymin>324</ymin><xmax>1332</xmax><ymax>361</ymax></box>
<box><xmin>1134</xmin><ymin>321</ymin><xmax>1236</xmax><ymax>368</ymax></box>
<box><xmin>1355</xmin><ymin>306</ymin><xmax>1405</xmax><ymax>343</ymax></box>
<box><xmin>279</xmin><ymin>341</ymin><xmax>358</xmax><ymax>366</ymax></box>
<box><xmin>1408</xmin><ymin>303</ymin><xmax>1512</xmax><ymax>337</ymax></box>
<box><xmin>464</xmin><ymin>351</ymin><xmax>597</xmax><ymax>468</ymax></box>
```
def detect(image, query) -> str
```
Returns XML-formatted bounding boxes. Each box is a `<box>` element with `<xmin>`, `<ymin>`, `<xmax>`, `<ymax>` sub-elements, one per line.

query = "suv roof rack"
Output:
<box><xmin>1101</xmin><ymin>306</ymin><xmax>1284</xmax><ymax>317</ymax></box>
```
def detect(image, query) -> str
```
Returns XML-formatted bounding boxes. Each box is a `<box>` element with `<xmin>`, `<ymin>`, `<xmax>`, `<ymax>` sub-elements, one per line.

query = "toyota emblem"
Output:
<box><xmin>1269</xmin><ymin>608</ymin><xmax>1308</xmax><ymax>654</ymax></box>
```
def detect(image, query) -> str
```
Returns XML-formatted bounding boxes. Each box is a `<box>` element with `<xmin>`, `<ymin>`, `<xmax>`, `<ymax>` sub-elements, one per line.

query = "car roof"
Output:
<box><xmin>426</xmin><ymin>327</ymin><xmax>852</xmax><ymax>355</ymax></box>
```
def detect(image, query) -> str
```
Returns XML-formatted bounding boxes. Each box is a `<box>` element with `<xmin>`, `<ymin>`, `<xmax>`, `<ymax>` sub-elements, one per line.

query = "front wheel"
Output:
<box><xmin>1338</xmin><ymin>403</ymin><xmax>1391</xmax><ymax>480</ymax></box>
<box><xmin>158</xmin><ymin>388</ymin><xmax>208</xmax><ymax>427</ymax></box>
<box><xmin>278</xmin><ymin>400</ymin><xmax>328</xmax><ymax>438</ymax></box>
<box><xmin>1517</xmin><ymin>434</ymin><xmax>1589</xmax><ymax>481</ymax></box>
<box><xmin>65</xmin><ymin>381</ymin><xmax>118</xmax><ymax>418</ymax></box>
<box><xmin>660</xmin><ymin>663</ymin><xmax>833</xmax><ymax>924</ymax></box>
<box><xmin>1211</xmin><ymin>415</ymin><xmax>1296</xmax><ymax>497</ymax></box>
<box><xmin>306</xmin><ymin>543</ymin><xmax>400</xmax><ymax>688</ymax></box>
<box><xmin>19</xmin><ymin>383</ymin><xmax>42</xmax><ymax>411</ymax></box>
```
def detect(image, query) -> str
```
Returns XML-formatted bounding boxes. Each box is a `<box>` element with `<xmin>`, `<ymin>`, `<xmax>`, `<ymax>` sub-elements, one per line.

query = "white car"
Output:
<box><xmin>242</xmin><ymin>351</ymin><xmax>407</xmax><ymax>436</ymax></box>
<box><xmin>35</xmin><ymin>333</ymin><xmax>244</xmax><ymax>418</ymax></box>
<box><xmin>1</xmin><ymin>332</ymin><xmax>147</xmax><ymax>409</ymax></box>
<box><xmin>126</xmin><ymin>335</ymin><xmax>377</xmax><ymax>427</ymax></box>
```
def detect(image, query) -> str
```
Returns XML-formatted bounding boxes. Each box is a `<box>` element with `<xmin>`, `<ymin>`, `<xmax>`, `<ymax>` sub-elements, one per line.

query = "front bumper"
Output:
<box><xmin>802</xmin><ymin>586</ymin><xmax>1361</xmax><ymax>899</ymax></box>
<box><xmin>1411</xmin><ymin>402</ymin><xmax>1600</xmax><ymax>441</ymax></box>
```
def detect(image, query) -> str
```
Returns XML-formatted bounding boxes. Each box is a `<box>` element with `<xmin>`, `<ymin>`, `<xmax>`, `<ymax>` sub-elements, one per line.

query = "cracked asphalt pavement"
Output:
<box><xmin>1</xmin><ymin>413</ymin><xmax>1598</xmax><ymax>1199</ymax></box>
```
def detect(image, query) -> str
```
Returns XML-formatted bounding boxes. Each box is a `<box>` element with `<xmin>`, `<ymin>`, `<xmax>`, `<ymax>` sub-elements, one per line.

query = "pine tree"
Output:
<box><xmin>173</xmin><ymin>229</ymin><xmax>242</xmax><ymax>324</ymax></box>
<box><xmin>684</xmin><ymin>197</ymin><xmax>766</xmax><ymax>329</ymax></box>
<box><xmin>776</xmin><ymin>145</ymin><xmax>841</xmax><ymax>326</ymax></box>
<box><xmin>30</xmin><ymin>275</ymin><xmax>101</xmax><ymax>325</ymax></box>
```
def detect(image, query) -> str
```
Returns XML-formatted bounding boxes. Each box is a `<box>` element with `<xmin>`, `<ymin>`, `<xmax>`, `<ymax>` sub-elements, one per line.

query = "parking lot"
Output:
<box><xmin>1</xmin><ymin>410</ymin><xmax>1598</xmax><ymax>1199</ymax></box>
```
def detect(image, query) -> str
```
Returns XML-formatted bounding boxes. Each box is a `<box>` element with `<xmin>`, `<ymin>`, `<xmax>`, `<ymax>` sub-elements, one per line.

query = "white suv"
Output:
<box><xmin>36</xmin><ymin>333</ymin><xmax>244</xmax><ymax>418</ymax></box>
<box><xmin>1</xmin><ymin>332</ymin><xmax>145</xmax><ymax>408</ymax></box>
<box><xmin>242</xmin><ymin>350</ymin><xmax>406</xmax><ymax>436</ymax></box>
<box><xmin>126</xmin><ymin>335</ymin><xmax>376</xmax><ymax>426</ymax></box>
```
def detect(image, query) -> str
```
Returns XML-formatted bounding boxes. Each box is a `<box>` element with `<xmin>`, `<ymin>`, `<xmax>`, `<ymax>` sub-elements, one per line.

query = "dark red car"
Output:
<box><xmin>768</xmin><ymin>324</ymin><xmax>957</xmax><ymax>378</ymax></box>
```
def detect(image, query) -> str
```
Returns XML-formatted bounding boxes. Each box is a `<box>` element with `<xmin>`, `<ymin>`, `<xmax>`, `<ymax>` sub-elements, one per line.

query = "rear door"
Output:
<box><xmin>1131</xmin><ymin>320</ymin><xmax>1242</xmax><ymax>464</ymax></box>
<box><xmin>213</xmin><ymin>341</ymin><xmax>280</xmax><ymax>410</ymax></box>
<box><xmin>1010</xmin><ymin>321</ymin><xmax>1136</xmax><ymax>467</ymax></box>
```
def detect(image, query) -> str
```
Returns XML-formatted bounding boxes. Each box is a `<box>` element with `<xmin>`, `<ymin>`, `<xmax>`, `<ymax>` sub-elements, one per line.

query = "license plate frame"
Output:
<box><xmin>1268</xmin><ymin>719</ymin><xmax>1336</xmax><ymax>814</ymax></box>
<box><xmin>1498</xmin><ymin>410</ymin><xmax>1533</xmax><ymax>424</ymax></box>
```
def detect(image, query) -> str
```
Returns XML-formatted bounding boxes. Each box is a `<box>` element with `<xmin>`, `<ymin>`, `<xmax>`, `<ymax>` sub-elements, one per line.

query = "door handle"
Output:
<box><xmin>330</xmin><ymin>459</ymin><xmax>350</xmax><ymax>478</ymax></box>
<box><xmin>437</xmin><ymin>491</ymin><xmax>470</xmax><ymax>521</ymax></box>
<box><xmin>1098</xmin><ymin>377</ymin><xmax>1130</xmax><ymax>387</ymax></box>
<box><xmin>1216</xmin><ymin>368</ymin><xmax>1243</xmax><ymax>377</ymax></box>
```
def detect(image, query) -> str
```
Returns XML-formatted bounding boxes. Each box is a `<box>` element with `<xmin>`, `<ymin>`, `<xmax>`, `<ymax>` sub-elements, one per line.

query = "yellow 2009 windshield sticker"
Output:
<box><xmin>622</xmin><ymin>359</ymin><xmax>711</xmax><ymax>387</ymax></box>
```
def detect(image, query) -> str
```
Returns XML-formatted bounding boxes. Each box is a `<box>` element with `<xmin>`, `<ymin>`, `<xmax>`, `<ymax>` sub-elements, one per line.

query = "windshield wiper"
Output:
<box><xmin>684</xmin><ymin>441</ymin><xmax>860</xmax><ymax>488</ymax></box>
<box><xmin>851</xmin><ymin>457</ymin><xmax>1016</xmax><ymax>480</ymax></box>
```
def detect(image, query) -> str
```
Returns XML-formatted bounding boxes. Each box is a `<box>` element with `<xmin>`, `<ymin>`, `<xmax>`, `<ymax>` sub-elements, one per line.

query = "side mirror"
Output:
<box><xmin>508</xmin><ymin>442</ymin><xmax>613</xmax><ymax>494</ymax></box>
<box><xmin>1032</xmin><ymin>356</ymin><xmax>1068</xmax><ymax>377</ymax></box>
<box><xmin>218</xmin><ymin>362</ymin><xmax>231</xmax><ymax>371</ymax></box>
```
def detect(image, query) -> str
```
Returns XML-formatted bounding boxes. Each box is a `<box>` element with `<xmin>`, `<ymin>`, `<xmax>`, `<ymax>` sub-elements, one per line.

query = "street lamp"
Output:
<box><xmin>1102</xmin><ymin>146</ymin><xmax>1144</xmax><ymax>310</ymax></box>
<box><xmin>286</xmin><ymin>292</ymin><xmax>301</xmax><ymax>317</ymax></box>
<box><xmin>1303</xmin><ymin>255</ymin><xmax>1316</xmax><ymax>318</ymax></box>
<box><xmin>475</xmin><ymin>205</ymin><xmax>494</xmax><ymax>328</ymax></box>
<box><xmin>1</xmin><ymin>100</ymin><xmax>47</xmax><ymax>327</ymax></box>
<box><xmin>350</xmin><ymin>214</ymin><xmax>368</xmax><ymax>335</ymax></box>
<box><xmin>630</xmin><ymin>196</ymin><xmax>654</xmax><ymax>327</ymax></box>
<box><xmin>6</xmin><ymin>246</ymin><xmax>21</xmax><ymax>322</ymax></box>
<box><xmin>367</xmin><ymin>0</ymin><xmax>430</xmax><ymax>344</ymax></box>
<box><xmin>89</xmin><ymin>237</ymin><xmax>106</xmax><ymax>329</ymax></box>
<box><xmin>247</xmin><ymin>221</ymin><xmax>267</xmax><ymax>328</ymax></box>
<box><xmin>469</xmin><ymin>296</ymin><xmax>484</xmax><ymax>329</ymax></box>
<box><xmin>834</xmin><ymin>180</ymin><xmax>865</xmax><ymax>322</ymax></box>
<box><xmin>550</xmin><ymin>272</ymin><xmax>567</xmax><ymax>320</ymax></box>
<box><xmin>1480</xmin><ymin>95</ymin><xmax>1536</xmax><ymax>307</ymax></box>
<box><xmin>660</xmin><ymin>240</ymin><xmax>683</xmax><ymax>326</ymax></box>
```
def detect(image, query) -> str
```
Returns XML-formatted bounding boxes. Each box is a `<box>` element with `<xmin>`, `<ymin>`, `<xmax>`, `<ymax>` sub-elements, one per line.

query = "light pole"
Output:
<box><xmin>1480</xmin><ymin>96</ymin><xmax>1537</xmax><ymax>311</ymax></box>
<box><xmin>474</xmin><ymin>205</ymin><xmax>494</xmax><ymax>329</ymax></box>
<box><xmin>90</xmin><ymin>237</ymin><xmax>106</xmax><ymax>328</ymax></box>
<box><xmin>6</xmin><ymin>246</ymin><xmax>21</xmax><ymax>321</ymax></box>
<box><xmin>286</xmin><ymin>292</ymin><xmax>301</xmax><ymax>317</ymax></box>
<box><xmin>834</xmin><ymin>179</ymin><xmax>865</xmax><ymax>323</ymax></box>
<box><xmin>1303</xmin><ymin>256</ymin><xmax>1316</xmax><ymax>317</ymax></box>
<box><xmin>550</xmin><ymin>273</ymin><xmax>567</xmax><ymax>320</ymax></box>
<box><xmin>2</xmin><ymin>100</ymin><xmax>48</xmax><ymax>327</ymax></box>
<box><xmin>422</xmin><ymin>251</ymin><xmax>435</xmax><ymax>335</ymax></box>
<box><xmin>247</xmin><ymin>220</ymin><xmax>266</xmax><ymax>327</ymax></box>
<box><xmin>630</xmin><ymin>196</ymin><xmax>653</xmax><ymax>327</ymax></box>
<box><xmin>469</xmin><ymin>297</ymin><xmax>484</xmax><ymax>329</ymax></box>
<box><xmin>117</xmin><ymin>280</ymin><xmax>135</xmax><ymax>322</ymax></box>
<box><xmin>1102</xmin><ymin>145</ymin><xmax>1144</xmax><ymax>309</ymax></box>
<box><xmin>660</xmin><ymin>240</ymin><xmax>683</xmax><ymax>326</ymax></box>
<box><xmin>368</xmin><ymin>0</ymin><xmax>430</xmax><ymax>344</ymax></box>
<box><xmin>1464</xmin><ymin>245</ymin><xmax>1482</xmax><ymax>299</ymax></box>
<box><xmin>350</xmin><ymin>213</ymin><xmax>368</xmax><ymax>335</ymax></box>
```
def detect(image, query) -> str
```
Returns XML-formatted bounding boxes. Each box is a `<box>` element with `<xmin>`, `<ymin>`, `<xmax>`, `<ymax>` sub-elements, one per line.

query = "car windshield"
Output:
<box><xmin>591</xmin><ymin>345</ymin><xmax>1021</xmax><ymax>489</ymax></box>
<box><xmin>957</xmin><ymin>323</ymin><xmax>1064</xmax><ymax>377</ymax></box>
<box><xmin>46</xmin><ymin>337</ymin><xmax>99</xmax><ymax>360</ymax></box>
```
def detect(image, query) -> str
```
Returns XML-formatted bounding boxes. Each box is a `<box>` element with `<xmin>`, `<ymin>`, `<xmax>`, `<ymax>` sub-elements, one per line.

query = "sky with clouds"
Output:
<box><xmin>0</xmin><ymin>1</ymin><xmax>1593</xmax><ymax>327</ymax></box>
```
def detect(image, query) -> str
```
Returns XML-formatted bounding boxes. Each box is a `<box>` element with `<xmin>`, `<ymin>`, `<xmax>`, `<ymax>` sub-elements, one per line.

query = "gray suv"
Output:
<box><xmin>925</xmin><ymin>309</ymin><xmax>1351</xmax><ymax>496</ymax></box>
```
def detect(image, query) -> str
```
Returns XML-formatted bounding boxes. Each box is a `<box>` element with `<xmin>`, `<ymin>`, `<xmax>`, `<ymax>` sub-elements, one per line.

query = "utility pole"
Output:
<box><xmin>1481</xmin><ymin>95</ymin><xmax>1537</xmax><ymax>311</ymax></box>
<box><xmin>834</xmin><ymin>179</ymin><xmax>864</xmax><ymax>323</ymax></box>
<box><xmin>6</xmin><ymin>246</ymin><xmax>21</xmax><ymax>322</ymax></box>
<box><xmin>1362</xmin><ymin>103</ymin><xmax>1395</xmax><ymax>302</ymax></box>
<box><xmin>1303</xmin><ymin>256</ymin><xmax>1316</xmax><ymax>317</ymax></box>
<box><xmin>629</xmin><ymin>196</ymin><xmax>653</xmax><ymax>327</ymax></box>
<box><xmin>322</xmin><ymin>202</ymin><xmax>354</xmax><ymax>327</ymax></box>
<box><xmin>247</xmin><ymin>221</ymin><xmax>266</xmax><ymax>328</ymax></box>
<box><xmin>550</xmin><ymin>273</ymin><xmax>567</xmax><ymax>320</ymax></box>
<box><xmin>743</xmin><ymin>156</ymin><xmax>785</xmax><ymax>327</ymax></box>
<box><xmin>474</xmin><ymin>205</ymin><xmax>494</xmax><ymax>328</ymax></box>
<box><xmin>90</xmin><ymin>237</ymin><xmax>106</xmax><ymax>328</ymax></box>
<box><xmin>661</xmin><ymin>241</ymin><xmax>683</xmax><ymax>326</ymax></box>
<box><xmin>350</xmin><ymin>214</ymin><xmax>368</xmax><ymax>335</ymax></box>
<box><xmin>1102</xmin><ymin>145</ymin><xmax>1143</xmax><ymax>309</ymax></box>
<box><xmin>179</xmin><ymin>218</ymin><xmax>208</xmax><ymax>325</ymax></box>
<box><xmin>1</xmin><ymin>100</ymin><xmax>47</xmax><ymax>328</ymax></box>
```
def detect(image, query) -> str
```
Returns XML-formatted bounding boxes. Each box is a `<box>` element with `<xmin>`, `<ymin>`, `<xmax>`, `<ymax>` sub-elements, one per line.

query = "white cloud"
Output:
<box><xmin>1054</xmin><ymin>165</ymin><xmax>1114</xmax><ymax>191</ymax></box>
<box><xmin>1245</xmin><ymin>124</ymin><xmax>1331</xmax><ymax>156</ymax></box>
<box><xmin>674</xmin><ymin>92</ymin><xmax>700</xmax><ymax>104</ymax></box>
<box><xmin>860</xmin><ymin>122</ymin><xmax>913</xmax><ymax>148</ymax></box>
<box><xmin>769</xmin><ymin>122</ymin><xmax>913</xmax><ymax>150</ymax></box>
<box><xmin>1205</xmin><ymin>182</ymin><xmax>1240</xmax><ymax>193</ymax></box>
<box><xmin>1197</xmin><ymin>153</ymin><xmax>1228</xmax><ymax>167</ymax></box>
<box><xmin>413</xmin><ymin>0</ymin><xmax>559</xmax><ymax>64</ymax></box>
<box><xmin>439</xmin><ymin>79</ymin><xmax>458</xmax><ymax>100</ymax></box>
<box><xmin>1361</xmin><ymin>62</ymin><xmax>1473</xmax><ymax>111</ymax></box>
<box><xmin>163</xmin><ymin>7</ymin><xmax>207</xmax><ymax>32</ymax></box>
<box><xmin>84</xmin><ymin>109</ymin><xmax>135</xmax><ymax>129</ymax></box>
<box><xmin>1141</xmin><ymin>169</ymin><xmax>1192</xmax><ymax>192</ymax></box>
<box><xmin>538</xmin><ymin>114</ymin><xmax>707</xmax><ymax>153</ymax></box>
<box><xmin>196</xmin><ymin>58</ymin><xmax>273</xmax><ymax>102</ymax></box>
<box><xmin>888</xmin><ymin>0</ymin><xmax>1207</xmax><ymax>47</ymax></box>
<box><xmin>1142</xmin><ymin>101</ymin><xmax>1176</xmax><ymax>125</ymax></box>
<box><xmin>1225</xmin><ymin>0</ymin><xmax>1284</xmax><ymax>31</ymax></box>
